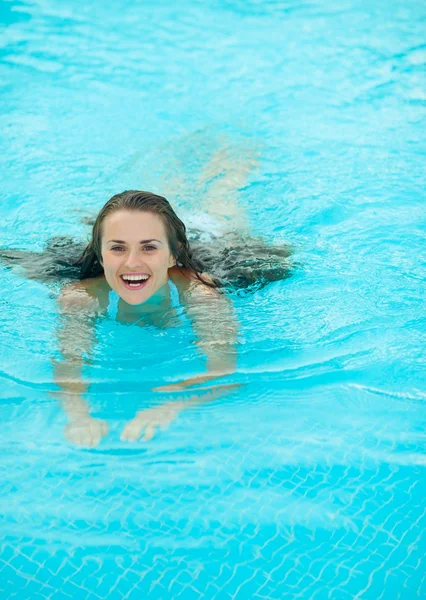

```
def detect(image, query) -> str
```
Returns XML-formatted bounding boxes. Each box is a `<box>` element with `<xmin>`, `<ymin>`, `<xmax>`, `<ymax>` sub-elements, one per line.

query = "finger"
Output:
<box><xmin>143</xmin><ymin>424</ymin><xmax>157</xmax><ymax>441</ymax></box>
<box><xmin>121</xmin><ymin>421</ymin><xmax>143</xmax><ymax>442</ymax></box>
<box><xmin>64</xmin><ymin>426</ymin><xmax>77</xmax><ymax>446</ymax></box>
<box><xmin>64</xmin><ymin>424</ymin><xmax>90</xmax><ymax>447</ymax></box>
<box><xmin>160</xmin><ymin>419</ymin><xmax>172</xmax><ymax>431</ymax></box>
<box><xmin>91</xmin><ymin>425</ymin><xmax>102</xmax><ymax>448</ymax></box>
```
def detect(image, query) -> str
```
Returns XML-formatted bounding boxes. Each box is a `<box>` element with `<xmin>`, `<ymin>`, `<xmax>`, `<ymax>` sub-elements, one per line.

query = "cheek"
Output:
<box><xmin>101</xmin><ymin>253</ymin><xmax>119</xmax><ymax>274</ymax></box>
<box><xmin>152</xmin><ymin>253</ymin><xmax>172</xmax><ymax>269</ymax></box>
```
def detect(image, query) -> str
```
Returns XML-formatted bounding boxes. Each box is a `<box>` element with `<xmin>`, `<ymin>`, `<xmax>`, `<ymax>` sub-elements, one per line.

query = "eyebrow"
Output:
<box><xmin>107</xmin><ymin>239</ymin><xmax>162</xmax><ymax>244</ymax></box>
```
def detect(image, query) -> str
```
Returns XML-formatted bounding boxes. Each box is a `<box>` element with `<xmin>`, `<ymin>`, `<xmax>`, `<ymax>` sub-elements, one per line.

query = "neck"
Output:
<box><xmin>116</xmin><ymin>280</ymin><xmax>172</xmax><ymax>317</ymax></box>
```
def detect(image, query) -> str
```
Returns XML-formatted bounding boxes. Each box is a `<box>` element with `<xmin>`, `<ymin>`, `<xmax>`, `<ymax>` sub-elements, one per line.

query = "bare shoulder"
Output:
<box><xmin>168</xmin><ymin>266</ymin><xmax>220</xmax><ymax>298</ymax></box>
<box><xmin>59</xmin><ymin>276</ymin><xmax>109</xmax><ymax>312</ymax></box>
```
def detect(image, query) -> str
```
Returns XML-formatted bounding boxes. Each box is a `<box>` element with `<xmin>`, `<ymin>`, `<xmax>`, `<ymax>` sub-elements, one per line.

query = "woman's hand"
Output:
<box><xmin>121</xmin><ymin>383</ymin><xmax>240</xmax><ymax>442</ymax></box>
<box><xmin>64</xmin><ymin>416</ymin><xmax>108</xmax><ymax>448</ymax></box>
<box><xmin>121</xmin><ymin>401</ymin><xmax>185</xmax><ymax>442</ymax></box>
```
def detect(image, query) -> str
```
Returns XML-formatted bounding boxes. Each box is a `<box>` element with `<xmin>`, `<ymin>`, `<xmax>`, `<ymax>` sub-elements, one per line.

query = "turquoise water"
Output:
<box><xmin>1</xmin><ymin>0</ymin><xmax>425</xmax><ymax>598</ymax></box>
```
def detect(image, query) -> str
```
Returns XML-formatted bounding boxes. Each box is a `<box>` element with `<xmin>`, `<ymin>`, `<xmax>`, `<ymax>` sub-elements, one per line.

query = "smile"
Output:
<box><xmin>120</xmin><ymin>274</ymin><xmax>151</xmax><ymax>290</ymax></box>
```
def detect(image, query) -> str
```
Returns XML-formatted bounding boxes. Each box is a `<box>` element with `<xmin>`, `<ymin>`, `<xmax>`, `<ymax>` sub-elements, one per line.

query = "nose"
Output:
<box><xmin>125</xmin><ymin>248</ymin><xmax>143</xmax><ymax>270</ymax></box>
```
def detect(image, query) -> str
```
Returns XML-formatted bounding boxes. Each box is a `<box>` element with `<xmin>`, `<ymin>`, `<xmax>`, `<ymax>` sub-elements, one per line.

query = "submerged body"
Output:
<box><xmin>54</xmin><ymin>202</ymin><xmax>240</xmax><ymax>447</ymax></box>
<box><xmin>56</xmin><ymin>267</ymin><xmax>238</xmax><ymax>447</ymax></box>
<box><xmin>0</xmin><ymin>151</ymin><xmax>292</xmax><ymax>448</ymax></box>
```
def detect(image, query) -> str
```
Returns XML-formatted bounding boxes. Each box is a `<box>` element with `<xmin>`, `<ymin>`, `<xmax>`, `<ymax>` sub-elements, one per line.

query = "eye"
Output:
<box><xmin>111</xmin><ymin>246</ymin><xmax>125</xmax><ymax>252</ymax></box>
<box><xmin>143</xmin><ymin>245</ymin><xmax>157</xmax><ymax>252</ymax></box>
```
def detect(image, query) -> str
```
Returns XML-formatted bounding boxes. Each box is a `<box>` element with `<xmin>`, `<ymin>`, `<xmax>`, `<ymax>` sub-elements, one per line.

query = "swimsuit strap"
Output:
<box><xmin>168</xmin><ymin>278</ymin><xmax>180</xmax><ymax>310</ymax></box>
<box><xmin>169</xmin><ymin>278</ymin><xmax>191</xmax><ymax>325</ymax></box>
<box><xmin>107</xmin><ymin>289</ymin><xmax>120</xmax><ymax>320</ymax></box>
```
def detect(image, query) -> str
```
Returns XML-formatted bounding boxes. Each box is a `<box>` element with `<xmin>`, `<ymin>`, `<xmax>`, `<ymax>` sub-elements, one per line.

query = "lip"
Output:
<box><xmin>119</xmin><ymin>274</ymin><xmax>151</xmax><ymax>291</ymax></box>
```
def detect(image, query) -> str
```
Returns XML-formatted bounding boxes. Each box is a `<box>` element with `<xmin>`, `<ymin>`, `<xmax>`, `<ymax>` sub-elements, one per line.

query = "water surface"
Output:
<box><xmin>0</xmin><ymin>0</ymin><xmax>425</xmax><ymax>598</ymax></box>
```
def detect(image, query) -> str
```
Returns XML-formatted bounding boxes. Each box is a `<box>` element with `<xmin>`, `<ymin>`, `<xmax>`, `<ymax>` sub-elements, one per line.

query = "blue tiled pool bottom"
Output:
<box><xmin>2</xmin><ymin>384</ymin><xmax>425</xmax><ymax>599</ymax></box>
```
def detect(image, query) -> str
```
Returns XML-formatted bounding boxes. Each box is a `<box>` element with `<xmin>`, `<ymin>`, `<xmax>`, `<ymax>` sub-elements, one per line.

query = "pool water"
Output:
<box><xmin>1</xmin><ymin>0</ymin><xmax>425</xmax><ymax>598</ymax></box>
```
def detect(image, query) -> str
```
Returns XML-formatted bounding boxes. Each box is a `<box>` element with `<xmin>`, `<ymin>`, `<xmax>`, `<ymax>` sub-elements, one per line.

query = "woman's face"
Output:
<box><xmin>100</xmin><ymin>210</ymin><xmax>175</xmax><ymax>305</ymax></box>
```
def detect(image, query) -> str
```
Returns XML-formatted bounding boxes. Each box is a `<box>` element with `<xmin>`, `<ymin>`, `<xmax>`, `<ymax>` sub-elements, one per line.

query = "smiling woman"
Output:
<box><xmin>51</xmin><ymin>189</ymin><xmax>242</xmax><ymax>446</ymax></box>
<box><xmin>0</xmin><ymin>187</ymin><xmax>292</xmax><ymax>447</ymax></box>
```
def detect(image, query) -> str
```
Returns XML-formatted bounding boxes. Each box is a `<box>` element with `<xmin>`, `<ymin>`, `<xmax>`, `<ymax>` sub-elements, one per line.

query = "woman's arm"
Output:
<box><xmin>121</xmin><ymin>382</ymin><xmax>239</xmax><ymax>442</ymax></box>
<box><xmin>121</xmin><ymin>276</ymin><xmax>240</xmax><ymax>442</ymax></box>
<box><xmin>156</xmin><ymin>274</ymin><xmax>239</xmax><ymax>391</ymax></box>
<box><xmin>52</xmin><ymin>280</ymin><xmax>108</xmax><ymax>447</ymax></box>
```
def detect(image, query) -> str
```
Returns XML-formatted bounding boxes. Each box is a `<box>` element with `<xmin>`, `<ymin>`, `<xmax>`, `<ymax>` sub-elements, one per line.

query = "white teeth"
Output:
<box><xmin>122</xmin><ymin>275</ymin><xmax>149</xmax><ymax>281</ymax></box>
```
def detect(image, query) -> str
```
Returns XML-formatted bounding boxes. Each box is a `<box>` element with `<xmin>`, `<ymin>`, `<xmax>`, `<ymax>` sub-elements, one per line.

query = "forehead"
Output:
<box><xmin>102</xmin><ymin>210</ymin><xmax>168</xmax><ymax>242</ymax></box>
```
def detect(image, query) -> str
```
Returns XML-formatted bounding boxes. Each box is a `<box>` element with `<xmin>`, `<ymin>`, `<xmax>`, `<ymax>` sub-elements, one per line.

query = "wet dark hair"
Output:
<box><xmin>190</xmin><ymin>230</ymin><xmax>292</xmax><ymax>292</ymax></box>
<box><xmin>0</xmin><ymin>190</ymin><xmax>293</xmax><ymax>292</ymax></box>
<box><xmin>77</xmin><ymin>190</ymin><xmax>215</xmax><ymax>288</ymax></box>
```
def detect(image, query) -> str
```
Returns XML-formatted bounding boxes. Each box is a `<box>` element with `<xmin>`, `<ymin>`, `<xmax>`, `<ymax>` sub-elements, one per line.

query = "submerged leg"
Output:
<box><xmin>116</xmin><ymin>129</ymin><xmax>260</xmax><ymax>232</ymax></box>
<box><xmin>195</xmin><ymin>141</ymin><xmax>259</xmax><ymax>230</ymax></box>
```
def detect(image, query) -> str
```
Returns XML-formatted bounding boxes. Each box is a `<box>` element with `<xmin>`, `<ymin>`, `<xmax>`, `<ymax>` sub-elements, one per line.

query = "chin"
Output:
<box><xmin>120</xmin><ymin>290</ymin><xmax>153</xmax><ymax>306</ymax></box>
<box><xmin>108</xmin><ymin>275</ymin><xmax>154</xmax><ymax>306</ymax></box>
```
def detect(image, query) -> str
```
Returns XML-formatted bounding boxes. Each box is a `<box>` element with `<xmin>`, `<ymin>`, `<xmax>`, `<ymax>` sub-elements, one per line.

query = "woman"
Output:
<box><xmin>54</xmin><ymin>189</ymin><xmax>242</xmax><ymax>447</ymax></box>
<box><xmin>1</xmin><ymin>187</ymin><xmax>292</xmax><ymax>448</ymax></box>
